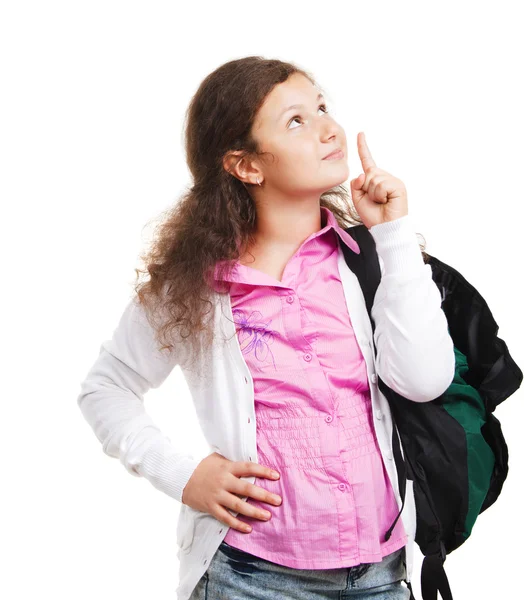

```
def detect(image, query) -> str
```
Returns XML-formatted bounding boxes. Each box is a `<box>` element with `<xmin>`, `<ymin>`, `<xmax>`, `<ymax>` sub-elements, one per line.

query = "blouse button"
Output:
<box><xmin>376</xmin><ymin>409</ymin><xmax>383</xmax><ymax>420</ymax></box>
<box><xmin>370</xmin><ymin>373</ymin><xmax>377</xmax><ymax>384</ymax></box>
<box><xmin>325</xmin><ymin>415</ymin><xmax>333</xmax><ymax>423</ymax></box>
<box><xmin>338</xmin><ymin>483</ymin><xmax>346</xmax><ymax>491</ymax></box>
<box><xmin>304</xmin><ymin>353</ymin><xmax>312</xmax><ymax>361</ymax></box>
<box><xmin>287</xmin><ymin>295</ymin><xmax>294</xmax><ymax>303</ymax></box>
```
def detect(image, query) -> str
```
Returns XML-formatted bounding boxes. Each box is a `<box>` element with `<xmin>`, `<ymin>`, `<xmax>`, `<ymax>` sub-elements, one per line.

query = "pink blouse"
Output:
<box><xmin>213</xmin><ymin>206</ymin><xmax>407</xmax><ymax>569</ymax></box>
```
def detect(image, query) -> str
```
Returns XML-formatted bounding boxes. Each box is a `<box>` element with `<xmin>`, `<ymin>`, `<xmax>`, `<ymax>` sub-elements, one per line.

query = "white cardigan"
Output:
<box><xmin>77</xmin><ymin>215</ymin><xmax>455</xmax><ymax>600</ymax></box>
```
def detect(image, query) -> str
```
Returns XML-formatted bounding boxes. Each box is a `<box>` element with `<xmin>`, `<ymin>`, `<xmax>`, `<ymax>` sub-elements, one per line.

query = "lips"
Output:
<box><xmin>323</xmin><ymin>148</ymin><xmax>343</xmax><ymax>159</ymax></box>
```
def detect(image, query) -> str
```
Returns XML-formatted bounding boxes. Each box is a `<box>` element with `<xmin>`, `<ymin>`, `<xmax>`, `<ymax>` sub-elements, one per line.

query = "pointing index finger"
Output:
<box><xmin>357</xmin><ymin>132</ymin><xmax>376</xmax><ymax>171</ymax></box>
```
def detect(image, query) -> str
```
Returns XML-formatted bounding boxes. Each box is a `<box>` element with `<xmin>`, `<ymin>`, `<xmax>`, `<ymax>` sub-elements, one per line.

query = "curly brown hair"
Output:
<box><xmin>132</xmin><ymin>55</ymin><xmax>428</xmax><ymax>358</ymax></box>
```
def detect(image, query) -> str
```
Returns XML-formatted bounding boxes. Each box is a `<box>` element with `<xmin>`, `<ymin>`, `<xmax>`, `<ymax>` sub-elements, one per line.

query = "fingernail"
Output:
<box><xmin>271</xmin><ymin>471</ymin><xmax>280</xmax><ymax>478</ymax></box>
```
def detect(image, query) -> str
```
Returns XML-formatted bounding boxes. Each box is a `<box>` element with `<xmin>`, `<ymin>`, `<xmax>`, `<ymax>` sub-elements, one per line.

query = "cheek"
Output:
<box><xmin>265</xmin><ymin>140</ymin><xmax>324</xmax><ymax>182</ymax></box>
<box><xmin>272</xmin><ymin>144</ymin><xmax>315</xmax><ymax>174</ymax></box>
<box><xmin>290</xmin><ymin>142</ymin><xmax>320</xmax><ymax>167</ymax></box>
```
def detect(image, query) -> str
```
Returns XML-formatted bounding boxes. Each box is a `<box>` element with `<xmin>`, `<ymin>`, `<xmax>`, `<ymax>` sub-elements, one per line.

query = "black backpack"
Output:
<box><xmin>343</xmin><ymin>224</ymin><xmax>522</xmax><ymax>600</ymax></box>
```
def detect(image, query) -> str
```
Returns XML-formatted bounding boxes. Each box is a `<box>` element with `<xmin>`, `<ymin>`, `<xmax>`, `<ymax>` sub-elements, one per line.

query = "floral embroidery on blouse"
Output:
<box><xmin>232</xmin><ymin>309</ymin><xmax>277</xmax><ymax>370</ymax></box>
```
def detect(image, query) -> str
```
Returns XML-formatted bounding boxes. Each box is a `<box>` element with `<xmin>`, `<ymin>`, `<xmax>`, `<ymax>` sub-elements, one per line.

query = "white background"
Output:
<box><xmin>2</xmin><ymin>1</ymin><xmax>522</xmax><ymax>598</ymax></box>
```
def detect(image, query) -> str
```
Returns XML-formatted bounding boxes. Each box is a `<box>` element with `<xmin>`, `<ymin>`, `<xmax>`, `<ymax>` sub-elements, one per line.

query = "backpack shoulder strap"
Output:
<box><xmin>342</xmin><ymin>224</ymin><xmax>381</xmax><ymax>327</ymax></box>
<box><xmin>343</xmin><ymin>223</ymin><xmax>418</xmax><ymax>598</ymax></box>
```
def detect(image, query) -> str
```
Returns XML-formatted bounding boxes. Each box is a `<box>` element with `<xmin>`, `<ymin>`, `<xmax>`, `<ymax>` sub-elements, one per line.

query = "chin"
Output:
<box><xmin>327</xmin><ymin>168</ymin><xmax>350</xmax><ymax>189</ymax></box>
<box><xmin>319</xmin><ymin>178</ymin><xmax>347</xmax><ymax>195</ymax></box>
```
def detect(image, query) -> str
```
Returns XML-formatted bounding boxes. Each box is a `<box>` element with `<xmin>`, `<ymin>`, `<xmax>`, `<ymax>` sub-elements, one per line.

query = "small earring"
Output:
<box><xmin>256</xmin><ymin>177</ymin><xmax>262</xmax><ymax>186</ymax></box>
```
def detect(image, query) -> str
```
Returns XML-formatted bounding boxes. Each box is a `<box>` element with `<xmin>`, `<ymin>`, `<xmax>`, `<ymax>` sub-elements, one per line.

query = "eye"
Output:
<box><xmin>288</xmin><ymin>103</ymin><xmax>329</xmax><ymax>129</ymax></box>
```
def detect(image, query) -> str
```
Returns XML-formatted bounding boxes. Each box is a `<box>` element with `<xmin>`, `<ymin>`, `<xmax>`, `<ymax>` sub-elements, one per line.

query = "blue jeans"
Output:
<box><xmin>189</xmin><ymin>541</ymin><xmax>410</xmax><ymax>599</ymax></box>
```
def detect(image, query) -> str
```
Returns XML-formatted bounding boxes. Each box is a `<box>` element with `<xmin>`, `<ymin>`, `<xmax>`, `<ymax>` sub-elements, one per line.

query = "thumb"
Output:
<box><xmin>351</xmin><ymin>173</ymin><xmax>364</xmax><ymax>191</ymax></box>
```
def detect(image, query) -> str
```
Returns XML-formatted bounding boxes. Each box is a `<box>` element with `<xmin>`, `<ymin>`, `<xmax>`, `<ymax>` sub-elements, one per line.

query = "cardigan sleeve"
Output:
<box><xmin>368</xmin><ymin>215</ymin><xmax>455</xmax><ymax>403</ymax></box>
<box><xmin>76</xmin><ymin>293</ymin><xmax>200</xmax><ymax>504</ymax></box>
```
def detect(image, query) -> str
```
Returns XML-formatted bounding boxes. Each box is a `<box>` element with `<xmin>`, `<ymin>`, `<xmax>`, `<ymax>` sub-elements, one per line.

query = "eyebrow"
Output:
<box><xmin>277</xmin><ymin>92</ymin><xmax>325</xmax><ymax>121</ymax></box>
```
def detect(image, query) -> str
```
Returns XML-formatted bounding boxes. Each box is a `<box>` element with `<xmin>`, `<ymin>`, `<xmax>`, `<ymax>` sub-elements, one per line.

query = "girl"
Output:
<box><xmin>77</xmin><ymin>56</ymin><xmax>455</xmax><ymax>600</ymax></box>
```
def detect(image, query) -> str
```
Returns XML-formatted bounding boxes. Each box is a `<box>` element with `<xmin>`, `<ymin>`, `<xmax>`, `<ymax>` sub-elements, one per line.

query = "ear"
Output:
<box><xmin>223</xmin><ymin>150</ymin><xmax>263</xmax><ymax>185</ymax></box>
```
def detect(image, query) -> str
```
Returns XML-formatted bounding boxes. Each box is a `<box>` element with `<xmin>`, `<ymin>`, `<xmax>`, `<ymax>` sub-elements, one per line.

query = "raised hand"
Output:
<box><xmin>350</xmin><ymin>132</ymin><xmax>408</xmax><ymax>228</ymax></box>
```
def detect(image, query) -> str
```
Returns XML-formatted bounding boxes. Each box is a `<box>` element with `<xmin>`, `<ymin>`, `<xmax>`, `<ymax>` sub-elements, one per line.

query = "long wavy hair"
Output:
<box><xmin>133</xmin><ymin>55</ymin><xmax>428</xmax><ymax>357</ymax></box>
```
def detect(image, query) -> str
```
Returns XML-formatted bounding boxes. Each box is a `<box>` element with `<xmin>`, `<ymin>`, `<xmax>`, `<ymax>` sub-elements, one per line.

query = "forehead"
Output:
<box><xmin>254</xmin><ymin>73</ymin><xmax>320</xmax><ymax>130</ymax></box>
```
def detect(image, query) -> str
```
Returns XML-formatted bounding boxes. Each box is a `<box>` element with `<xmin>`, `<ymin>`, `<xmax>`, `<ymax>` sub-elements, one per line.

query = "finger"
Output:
<box><xmin>375</xmin><ymin>180</ymin><xmax>390</xmax><ymax>203</ymax></box>
<box><xmin>224</xmin><ymin>490</ymin><xmax>271</xmax><ymax>522</ymax></box>
<box><xmin>214</xmin><ymin>503</ymin><xmax>253</xmax><ymax>532</ymax></box>
<box><xmin>350</xmin><ymin>180</ymin><xmax>365</xmax><ymax>205</ymax></box>
<box><xmin>357</xmin><ymin>132</ymin><xmax>376</xmax><ymax>171</ymax></box>
<box><xmin>351</xmin><ymin>174</ymin><xmax>364</xmax><ymax>190</ymax></box>
<box><xmin>241</xmin><ymin>480</ymin><xmax>282</xmax><ymax>506</ymax></box>
<box><xmin>367</xmin><ymin>175</ymin><xmax>388</xmax><ymax>201</ymax></box>
<box><xmin>234</xmin><ymin>460</ymin><xmax>279</xmax><ymax>480</ymax></box>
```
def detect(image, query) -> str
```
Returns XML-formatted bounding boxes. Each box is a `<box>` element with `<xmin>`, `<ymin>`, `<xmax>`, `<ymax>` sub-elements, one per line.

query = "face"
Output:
<box><xmin>249</xmin><ymin>73</ymin><xmax>349</xmax><ymax>196</ymax></box>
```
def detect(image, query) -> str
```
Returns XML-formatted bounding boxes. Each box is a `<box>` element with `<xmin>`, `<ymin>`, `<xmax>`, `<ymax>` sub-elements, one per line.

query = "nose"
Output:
<box><xmin>320</xmin><ymin>117</ymin><xmax>339</xmax><ymax>143</ymax></box>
